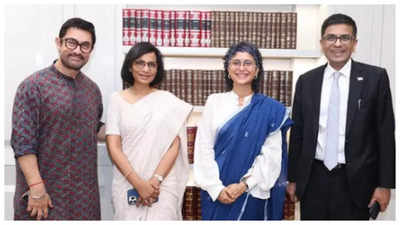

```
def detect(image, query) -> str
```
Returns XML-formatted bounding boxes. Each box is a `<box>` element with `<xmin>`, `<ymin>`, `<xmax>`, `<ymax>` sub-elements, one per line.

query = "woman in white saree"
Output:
<box><xmin>105</xmin><ymin>42</ymin><xmax>192</xmax><ymax>220</ymax></box>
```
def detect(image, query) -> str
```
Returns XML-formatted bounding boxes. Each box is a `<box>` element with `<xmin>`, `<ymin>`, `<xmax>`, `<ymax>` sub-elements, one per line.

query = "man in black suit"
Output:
<box><xmin>287</xmin><ymin>13</ymin><xmax>395</xmax><ymax>220</ymax></box>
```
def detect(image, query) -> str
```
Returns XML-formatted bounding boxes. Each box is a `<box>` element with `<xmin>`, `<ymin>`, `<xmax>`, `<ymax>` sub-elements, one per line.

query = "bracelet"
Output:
<box><xmin>240</xmin><ymin>177</ymin><xmax>249</xmax><ymax>191</ymax></box>
<box><xmin>31</xmin><ymin>192</ymin><xmax>46</xmax><ymax>200</ymax></box>
<box><xmin>153</xmin><ymin>174</ymin><xmax>164</xmax><ymax>183</ymax></box>
<box><xmin>29</xmin><ymin>180</ymin><xmax>44</xmax><ymax>188</ymax></box>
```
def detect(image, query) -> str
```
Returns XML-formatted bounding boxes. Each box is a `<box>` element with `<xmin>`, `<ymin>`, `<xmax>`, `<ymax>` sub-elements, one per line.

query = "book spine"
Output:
<box><xmin>189</xmin><ymin>11</ymin><xmax>201</xmax><ymax>47</ymax></box>
<box><xmin>279</xmin><ymin>71</ymin><xmax>286</xmax><ymax>104</ymax></box>
<box><xmin>287</xmin><ymin>71</ymin><xmax>293</xmax><ymax>106</ymax></box>
<box><xmin>210</xmin><ymin>11</ymin><xmax>217</xmax><ymax>47</ymax></box>
<box><xmin>256</xmin><ymin>12</ymin><xmax>263</xmax><ymax>48</ymax></box>
<box><xmin>149</xmin><ymin>9</ymin><xmax>157</xmax><ymax>45</ymax></box>
<box><xmin>122</xmin><ymin>9</ymin><xmax>130</xmax><ymax>45</ymax></box>
<box><xmin>142</xmin><ymin>9</ymin><xmax>150</xmax><ymax>42</ymax></box>
<box><xmin>220</xmin><ymin>11</ymin><xmax>226</xmax><ymax>47</ymax></box>
<box><xmin>272</xmin><ymin>70</ymin><xmax>280</xmax><ymax>101</ymax></box>
<box><xmin>286</xmin><ymin>12</ymin><xmax>292</xmax><ymax>49</ymax></box>
<box><xmin>199</xmin><ymin>11</ymin><xmax>205</xmax><ymax>47</ymax></box>
<box><xmin>155</xmin><ymin>10</ymin><xmax>163</xmax><ymax>46</ymax></box>
<box><xmin>162</xmin><ymin>10</ymin><xmax>171</xmax><ymax>46</ymax></box>
<box><xmin>281</xmin><ymin>13</ymin><xmax>287</xmax><ymax>49</ymax></box>
<box><xmin>275</xmin><ymin>12</ymin><xmax>282</xmax><ymax>49</ymax></box>
<box><xmin>184</xmin><ymin>10</ymin><xmax>191</xmax><ymax>47</ymax></box>
<box><xmin>170</xmin><ymin>11</ymin><xmax>176</xmax><ymax>47</ymax></box>
<box><xmin>292</xmin><ymin>13</ymin><xmax>297</xmax><ymax>49</ymax></box>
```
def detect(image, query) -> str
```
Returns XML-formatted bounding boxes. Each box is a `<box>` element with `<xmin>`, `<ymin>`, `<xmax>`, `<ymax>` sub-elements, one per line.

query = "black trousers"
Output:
<box><xmin>300</xmin><ymin>159</ymin><xmax>369</xmax><ymax>220</ymax></box>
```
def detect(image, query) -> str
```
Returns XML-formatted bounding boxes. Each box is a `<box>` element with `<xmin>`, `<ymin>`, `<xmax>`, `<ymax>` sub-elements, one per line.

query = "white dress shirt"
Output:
<box><xmin>316</xmin><ymin>60</ymin><xmax>351</xmax><ymax>164</ymax></box>
<box><xmin>193</xmin><ymin>91</ymin><xmax>284</xmax><ymax>201</ymax></box>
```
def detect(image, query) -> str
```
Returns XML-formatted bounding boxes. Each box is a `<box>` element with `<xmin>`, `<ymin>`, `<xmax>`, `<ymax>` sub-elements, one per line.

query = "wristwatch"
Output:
<box><xmin>240</xmin><ymin>177</ymin><xmax>249</xmax><ymax>191</ymax></box>
<box><xmin>154</xmin><ymin>174</ymin><xmax>164</xmax><ymax>183</ymax></box>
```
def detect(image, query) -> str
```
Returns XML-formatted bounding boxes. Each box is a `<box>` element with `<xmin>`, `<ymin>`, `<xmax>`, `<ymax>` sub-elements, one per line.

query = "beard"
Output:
<box><xmin>59</xmin><ymin>53</ymin><xmax>87</xmax><ymax>71</ymax></box>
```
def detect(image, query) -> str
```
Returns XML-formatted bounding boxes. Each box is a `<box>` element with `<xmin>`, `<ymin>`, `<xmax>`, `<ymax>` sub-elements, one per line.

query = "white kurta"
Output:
<box><xmin>194</xmin><ymin>91</ymin><xmax>283</xmax><ymax>201</ymax></box>
<box><xmin>105</xmin><ymin>90</ymin><xmax>192</xmax><ymax>220</ymax></box>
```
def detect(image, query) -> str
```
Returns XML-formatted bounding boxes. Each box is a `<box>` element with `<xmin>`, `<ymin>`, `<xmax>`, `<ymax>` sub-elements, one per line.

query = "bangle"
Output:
<box><xmin>31</xmin><ymin>192</ymin><xmax>46</xmax><ymax>200</ymax></box>
<box><xmin>29</xmin><ymin>180</ymin><xmax>44</xmax><ymax>188</ymax></box>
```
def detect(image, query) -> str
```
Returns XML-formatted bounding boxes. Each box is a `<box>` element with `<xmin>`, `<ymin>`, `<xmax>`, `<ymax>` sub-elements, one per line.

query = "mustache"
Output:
<box><xmin>68</xmin><ymin>53</ymin><xmax>84</xmax><ymax>60</ymax></box>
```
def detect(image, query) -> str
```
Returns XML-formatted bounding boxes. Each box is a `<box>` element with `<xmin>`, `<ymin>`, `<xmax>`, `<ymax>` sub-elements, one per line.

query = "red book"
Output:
<box><xmin>155</xmin><ymin>10</ymin><xmax>163</xmax><ymax>46</ymax></box>
<box><xmin>141</xmin><ymin>9</ymin><xmax>150</xmax><ymax>43</ymax></box>
<box><xmin>170</xmin><ymin>10</ymin><xmax>176</xmax><ymax>46</ymax></box>
<box><xmin>184</xmin><ymin>10</ymin><xmax>191</xmax><ymax>47</ymax></box>
<box><xmin>162</xmin><ymin>10</ymin><xmax>171</xmax><ymax>46</ymax></box>
<box><xmin>175</xmin><ymin>10</ymin><xmax>186</xmax><ymax>47</ymax></box>
<box><xmin>122</xmin><ymin>9</ymin><xmax>130</xmax><ymax>45</ymax></box>
<box><xmin>189</xmin><ymin>11</ymin><xmax>201</xmax><ymax>47</ymax></box>
<box><xmin>148</xmin><ymin>10</ymin><xmax>157</xmax><ymax>45</ymax></box>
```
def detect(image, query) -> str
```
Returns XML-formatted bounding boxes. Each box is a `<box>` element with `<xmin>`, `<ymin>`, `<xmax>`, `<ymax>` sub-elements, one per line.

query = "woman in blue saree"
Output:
<box><xmin>193</xmin><ymin>42</ymin><xmax>292</xmax><ymax>220</ymax></box>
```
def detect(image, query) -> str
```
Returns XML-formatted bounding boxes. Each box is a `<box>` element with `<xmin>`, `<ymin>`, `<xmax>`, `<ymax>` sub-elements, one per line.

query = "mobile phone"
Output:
<box><xmin>369</xmin><ymin>201</ymin><xmax>380</xmax><ymax>220</ymax></box>
<box><xmin>127</xmin><ymin>188</ymin><xmax>140</xmax><ymax>205</ymax></box>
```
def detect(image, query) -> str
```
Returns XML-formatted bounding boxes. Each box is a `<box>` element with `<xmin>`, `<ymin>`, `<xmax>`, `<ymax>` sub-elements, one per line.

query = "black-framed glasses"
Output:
<box><xmin>322</xmin><ymin>34</ymin><xmax>355</xmax><ymax>44</ymax></box>
<box><xmin>229</xmin><ymin>59</ymin><xmax>256</xmax><ymax>69</ymax></box>
<box><xmin>134</xmin><ymin>60</ymin><xmax>157</xmax><ymax>70</ymax></box>
<box><xmin>62</xmin><ymin>38</ymin><xmax>92</xmax><ymax>53</ymax></box>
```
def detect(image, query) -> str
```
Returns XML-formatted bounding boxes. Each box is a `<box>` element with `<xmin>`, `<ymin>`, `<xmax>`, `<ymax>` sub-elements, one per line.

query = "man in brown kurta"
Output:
<box><xmin>11</xmin><ymin>18</ymin><xmax>103</xmax><ymax>220</ymax></box>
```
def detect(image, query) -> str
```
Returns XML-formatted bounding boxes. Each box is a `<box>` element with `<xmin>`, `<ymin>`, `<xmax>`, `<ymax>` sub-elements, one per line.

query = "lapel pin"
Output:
<box><xmin>357</xmin><ymin>76</ymin><xmax>364</xmax><ymax>81</ymax></box>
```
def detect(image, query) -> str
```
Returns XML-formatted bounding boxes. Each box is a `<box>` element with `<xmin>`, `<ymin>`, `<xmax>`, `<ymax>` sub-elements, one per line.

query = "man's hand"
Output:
<box><xmin>26</xmin><ymin>184</ymin><xmax>53</xmax><ymax>220</ymax></box>
<box><xmin>369</xmin><ymin>187</ymin><xmax>391</xmax><ymax>212</ymax></box>
<box><xmin>286</xmin><ymin>182</ymin><xmax>298</xmax><ymax>202</ymax></box>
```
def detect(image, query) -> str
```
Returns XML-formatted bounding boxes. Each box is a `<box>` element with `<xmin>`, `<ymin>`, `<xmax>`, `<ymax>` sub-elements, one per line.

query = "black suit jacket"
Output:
<box><xmin>288</xmin><ymin>60</ymin><xmax>395</xmax><ymax>208</ymax></box>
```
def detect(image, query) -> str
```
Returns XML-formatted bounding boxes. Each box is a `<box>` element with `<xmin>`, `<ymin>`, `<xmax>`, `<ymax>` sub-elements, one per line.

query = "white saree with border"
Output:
<box><xmin>105</xmin><ymin>90</ymin><xmax>192</xmax><ymax>220</ymax></box>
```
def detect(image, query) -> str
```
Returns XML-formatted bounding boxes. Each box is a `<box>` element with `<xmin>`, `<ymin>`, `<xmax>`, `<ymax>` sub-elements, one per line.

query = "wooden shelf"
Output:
<box><xmin>123</xmin><ymin>46</ymin><xmax>321</xmax><ymax>59</ymax></box>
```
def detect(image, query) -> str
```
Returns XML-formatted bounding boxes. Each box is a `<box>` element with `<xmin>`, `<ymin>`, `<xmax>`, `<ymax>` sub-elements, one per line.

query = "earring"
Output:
<box><xmin>228</xmin><ymin>74</ymin><xmax>231</xmax><ymax>79</ymax></box>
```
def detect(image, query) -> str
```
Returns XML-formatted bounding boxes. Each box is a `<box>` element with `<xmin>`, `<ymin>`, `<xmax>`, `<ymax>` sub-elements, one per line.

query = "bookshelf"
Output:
<box><xmin>122</xmin><ymin>46</ymin><xmax>321</xmax><ymax>58</ymax></box>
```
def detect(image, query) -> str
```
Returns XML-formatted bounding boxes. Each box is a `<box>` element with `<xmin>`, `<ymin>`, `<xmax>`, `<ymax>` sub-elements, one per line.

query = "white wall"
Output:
<box><xmin>3</xmin><ymin>4</ymin><xmax>396</xmax><ymax>220</ymax></box>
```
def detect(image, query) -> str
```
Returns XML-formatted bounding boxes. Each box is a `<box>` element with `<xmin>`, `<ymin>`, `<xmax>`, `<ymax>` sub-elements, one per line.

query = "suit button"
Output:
<box><xmin>345</xmin><ymin>139</ymin><xmax>349</xmax><ymax>143</ymax></box>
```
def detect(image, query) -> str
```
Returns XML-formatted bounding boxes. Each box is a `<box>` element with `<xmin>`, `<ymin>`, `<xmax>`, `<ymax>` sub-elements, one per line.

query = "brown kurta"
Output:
<box><xmin>11</xmin><ymin>64</ymin><xmax>103</xmax><ymax>220</ymax></box>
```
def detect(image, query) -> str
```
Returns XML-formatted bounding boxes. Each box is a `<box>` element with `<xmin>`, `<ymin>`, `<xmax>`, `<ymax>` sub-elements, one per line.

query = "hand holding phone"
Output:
<box><xmin>127</xmin><ymin>188</ymin><xmax>140</xmax><ymax>205</ymax></box>
<box><xmin>127</xmin><ymin>188</ymin><xmax>158</xmax><ymax>206</ymax></box>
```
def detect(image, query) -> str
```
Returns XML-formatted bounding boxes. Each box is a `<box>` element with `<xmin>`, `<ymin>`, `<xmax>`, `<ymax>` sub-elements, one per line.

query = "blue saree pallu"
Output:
<box><xmin>200</xmin><ymin>94</ymin><xmax>293</xmax><ymax>220</ymax></box>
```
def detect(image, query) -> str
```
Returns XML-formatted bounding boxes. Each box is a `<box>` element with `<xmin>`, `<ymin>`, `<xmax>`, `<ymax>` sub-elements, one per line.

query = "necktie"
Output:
<box><xmin>324</xmin><ymin>72</ymin><xmax>340</xmax><ymax>170</ymax></box>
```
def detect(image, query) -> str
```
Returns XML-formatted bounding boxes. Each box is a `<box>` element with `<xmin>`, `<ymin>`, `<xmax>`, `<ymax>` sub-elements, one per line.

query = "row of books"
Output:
<box><xmin>122</xmin><ymin>9</ymin><xmax>297</xmax><ymax>49</ymax></box>
<box><xmin>211</xmin><ymin>11</ymin><xmax>297</xmax><ymax>49</ymax></box>
<box><xmin>157</xmin><ymin>69</ymin><xmax>293</xmax><ymax>106</ymax></box>
<box><xmin>123</xmin><ymin>9</ymin><xmax>211</xmax><ymax>47</ymax></box>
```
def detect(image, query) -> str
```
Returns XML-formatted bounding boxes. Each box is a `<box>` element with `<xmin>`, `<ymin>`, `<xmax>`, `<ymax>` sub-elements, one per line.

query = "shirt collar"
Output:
<box><xmin>325</xmin><ymin>59</ymin><xmax>352</xmax><ymax>79</ymax></box>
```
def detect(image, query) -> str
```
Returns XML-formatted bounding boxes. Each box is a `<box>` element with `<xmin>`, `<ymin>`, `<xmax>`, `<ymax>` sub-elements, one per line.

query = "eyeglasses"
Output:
<box><xmin>322</xmin><ymin>34</ymin><xmax>355</xmax><ymax>44</ymax></box>
<box><xmin>229</xmin><ymin>60</ymin><xmax>256</xmax><ymax>69</ymax></box>
<box><xmin>134</xmin><ymin>60</ymin><xmax>157</xmax><ymax>70</ymax></box>
<box><xmin>62</xmin><ymin>38</ymin><xmax>92</xmax><ymax>53</ymax></box>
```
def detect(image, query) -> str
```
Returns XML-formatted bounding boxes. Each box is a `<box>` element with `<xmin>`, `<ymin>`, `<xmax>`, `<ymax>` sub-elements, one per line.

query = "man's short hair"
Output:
<box><xmin>321</xmin><ymin>13</ymin><xmax>357</xmax><ymax>38</ymax></box>
<box><xmin>59</xmin><ymin>17</ymin><xmax>96</xmax><ymax>47</ymax></box>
